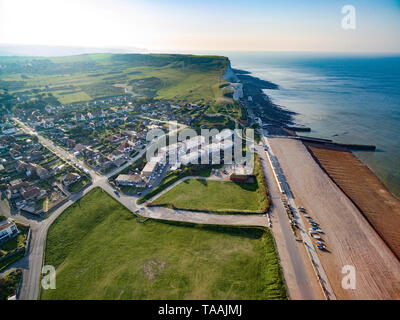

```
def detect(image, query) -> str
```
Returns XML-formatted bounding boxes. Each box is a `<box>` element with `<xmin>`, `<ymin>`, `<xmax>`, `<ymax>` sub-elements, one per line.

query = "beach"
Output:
<box><xmin>234</xmin><ymin>63</ymin><xmax>400</xmax><ymax>299</ymax></box>
<box><xmin>307</xmin><ymin>144</ymin><xmax>400</xmax><ymax>261</ymax></box>
<box><xmin>269</xmin><ymin>137</ymin><xmax>400</xmax><ymax>299</ymax></box>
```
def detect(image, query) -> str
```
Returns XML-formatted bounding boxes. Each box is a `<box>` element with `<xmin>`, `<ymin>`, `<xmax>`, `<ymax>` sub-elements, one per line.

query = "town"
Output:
<box><xmin>1</xmin><ymin>94</ymin><xmax>253</xmax><ymax>218</ymax></box>
<box><xmin>0</xmin><ymin>120</ymin><xmax>90</xmax><ymax>216</ymax></box>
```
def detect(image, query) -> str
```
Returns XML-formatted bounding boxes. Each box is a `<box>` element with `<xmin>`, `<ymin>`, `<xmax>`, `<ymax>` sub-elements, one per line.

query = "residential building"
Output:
<box><xmin>21</xmin><ymin>186</ymin><xmax>47</xmax><ymax>201</ymax></box>
<box><xmin>62</xmin><ymin>172</ymin><xmax>81</xmax><ymax>186</ymax></box>
<box><xmin>115</xmin><ymin>174</ymin><xmax>144</xmax><ymax>187</ymax></box>
<box><xmin>0</xmin><ymin>219</ymin><xmax>19</xmax><ymax>243</ymax></box>
<box><xmin>108</xmin><ymin>150</ymin><xmax>124</xmax><ymax>162</ymax></box>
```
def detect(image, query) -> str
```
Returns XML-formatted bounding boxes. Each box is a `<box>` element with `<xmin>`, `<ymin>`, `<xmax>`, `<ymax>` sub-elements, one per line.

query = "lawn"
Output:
<box><xmin>150</xmin><ymin>156</ymin><xmax>269</xmax><ymax>214</ymax></box>
<box><xmin>0</xmin><ymin>223</ymin><xmax>29</xmax><ymax>259</ymax></box>
<box><xmin>0</xmin><ymin>269</ymin><xmax>22</xmax><ymax>300</ymax></box>
<box><xmin>152</xmin><ymin>179</ymin><xmax>266</xmax><ymax>213</ymax></box>
<box><xmin>137</xmin><ymin>164</ymin><xmax>219</xmax><ymax>204</ymax></box>
<box><xmin>67</xmin><ymin>176</ymin><xmax>90</xmax><ymax>193</ymax></box>
<box><xmin>0</xmin><ymin>222</ymin><xmax>29</xmax><ymax>271</ymax></box>
<box><xmin>41</xmin><ymin>188</ymin><xmax>286</xmax><ymax>300</ymax></box>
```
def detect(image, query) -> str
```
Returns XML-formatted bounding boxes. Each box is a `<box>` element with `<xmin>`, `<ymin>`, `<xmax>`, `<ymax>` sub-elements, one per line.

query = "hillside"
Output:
<box><xmin>0</xmin><ymin>53</ymin><xmax>235</xmax><ymax>114</ymax></box>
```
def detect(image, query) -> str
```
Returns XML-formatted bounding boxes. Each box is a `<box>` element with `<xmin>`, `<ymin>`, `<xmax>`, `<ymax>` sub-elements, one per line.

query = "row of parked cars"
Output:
<box><xmin>299</xmin><ymin>206</ymin><xmax>327</xmax><ymax>251</ymax></box>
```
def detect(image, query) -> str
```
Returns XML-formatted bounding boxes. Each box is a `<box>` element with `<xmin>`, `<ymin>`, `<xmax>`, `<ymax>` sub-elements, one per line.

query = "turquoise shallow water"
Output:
<box><xmin>226</xmin><ymin>52</ymin><xmax>400</xmax><ymax>197</ymax></box>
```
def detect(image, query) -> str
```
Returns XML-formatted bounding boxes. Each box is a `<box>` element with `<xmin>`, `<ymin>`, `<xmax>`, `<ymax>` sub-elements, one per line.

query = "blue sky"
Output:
<box><xmin>0</xmin><ymin>0</ymin><xmax>399</xmax><ymax>52</ymax></box>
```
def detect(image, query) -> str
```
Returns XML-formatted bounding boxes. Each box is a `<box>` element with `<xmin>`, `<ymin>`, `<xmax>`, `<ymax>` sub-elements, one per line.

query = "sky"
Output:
<box><xmin>0</xmin><ymin>0</ymin><xmax>400</xmax><ymax>53</ymax></box>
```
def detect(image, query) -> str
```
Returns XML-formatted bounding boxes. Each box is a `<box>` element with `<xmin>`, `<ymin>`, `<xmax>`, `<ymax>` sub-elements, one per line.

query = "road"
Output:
<box><xmin>4</xmin><ymin>119</ymin><xmax>269</xmax><ymax>300</ymax></box>
<box><xmin>269</xmin><ymin>137</ymin><xmax>400</xmax><ymax>299</ymax></box>
<box><xmin>4</xmin><ymin>118</ymin><xmax>339</xmax><ymax>300</ymax></box>
<box><xmin>255</xmin><ymin>142</ymin><xmax>316</xmax><ymax>300</ymax></box>
<box><xmin>261</xmin><ymin>137</ymin><xmax>336</xmax><ymax>300</ymax></box>
<box><xmin>4</xmin><ymin>120</ymin><xmax>153</xmax><ymax>299</ymax></box>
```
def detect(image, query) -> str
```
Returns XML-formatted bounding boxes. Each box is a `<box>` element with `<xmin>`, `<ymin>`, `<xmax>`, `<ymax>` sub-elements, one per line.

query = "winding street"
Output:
<box><xmin>3</xmin><ymin>119</ymin><xmax>270</xmax><ymax>300</ymax></box>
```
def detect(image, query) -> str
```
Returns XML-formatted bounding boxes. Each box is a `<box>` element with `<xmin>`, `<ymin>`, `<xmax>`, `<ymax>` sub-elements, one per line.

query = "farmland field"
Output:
<box><xmin>0</xmin><ymin>54</ymin><xmax>234</xmax><ymax>111</ymax></box>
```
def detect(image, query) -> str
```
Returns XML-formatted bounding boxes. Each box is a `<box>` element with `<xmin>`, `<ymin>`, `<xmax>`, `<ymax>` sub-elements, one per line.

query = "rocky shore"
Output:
<box><xmin>231</xmin><ymin>68</ymin><xmax>296</xmax><ymax>134</ymax></box>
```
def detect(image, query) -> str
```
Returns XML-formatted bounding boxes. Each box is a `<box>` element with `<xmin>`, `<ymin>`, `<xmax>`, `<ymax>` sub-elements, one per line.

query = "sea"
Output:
<box><xmin>226</xmin><ymin>52</ymin><xmax>400</xmax><ymax>198</ymax></box>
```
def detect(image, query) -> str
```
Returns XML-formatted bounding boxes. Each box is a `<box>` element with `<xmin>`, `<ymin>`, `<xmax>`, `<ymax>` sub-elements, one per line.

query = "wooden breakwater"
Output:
<box><xmin>284</xmin><ymin>126</ymin><xmax>312</xmax><ymax>132</ymax></box>
<box><xmin>298</xmin><ymin>136</ymin><xmax>376</xmax><ymax>151</ymax></box>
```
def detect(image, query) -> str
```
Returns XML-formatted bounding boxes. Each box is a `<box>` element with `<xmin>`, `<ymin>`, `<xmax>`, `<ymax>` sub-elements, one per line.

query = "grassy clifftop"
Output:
<box><xmin>0</xmin><ymin>53</ymin><xmax>232</xmax><ymax>109</ymax></box>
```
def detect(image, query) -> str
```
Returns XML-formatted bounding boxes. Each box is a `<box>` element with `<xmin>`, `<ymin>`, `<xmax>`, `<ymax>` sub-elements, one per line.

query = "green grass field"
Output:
<box><xmin>41</xmin><ymin>188</ymin><xmax>286</xmax><ymax>300</ymax></box>
<box><xmin>152</xmin><ymin>179</ymin><xmax>266</xmax><ymax>213</ymax></box>
<box><xmin>151</xmin><ymin>156</ymin><xmax>269</xmax><ymax>213</ymax></box>
<box><xmin>0</xmin><ymin>54</ymin><xmax>233</xmax><ymax>110</ymax></box>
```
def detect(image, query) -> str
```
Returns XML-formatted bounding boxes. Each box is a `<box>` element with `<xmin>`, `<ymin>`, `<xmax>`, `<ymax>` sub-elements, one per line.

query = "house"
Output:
<box><xmin>2</xmin><ymin>127</ymin><xmax>16</xmax><ymax>135</ymax></box>
<box><xmin>62</xmin><ymin>173</ymin><xmax>81</xmax><ymax>186</ymax></box>
<box><xmin>73</xmin><ymin>144</ymin><xmax>86</xmax><ymax>154</ymax></box>
<box><xmin>127</xmin><ymin>136</ymin><xmax>140</xmax><ymax>148</ymax></box>
<box><xmin>16</xmin><ymin>160</ymin><xmax>29</xmax><ymax>173</ymax></box>
<box><xmin>26</xmin><ymin>151</ymin><xmax>43</xmax><ymax>162</ymax></box>
<box><xmin>117</xmin><ymin>142</ymin><xmax>134</xmax><ymax>153</ymax></box>
<box><xmin>115</xmin><ymin>174</ymin><xmax>144</xmax><ymax>187</ymax></box>
<box><xmin>62</xmin><ymin>137</ymin><xmax>76</xmax><ymax>149</ymax></box>
<box><xmin>108</xmin><ymin>150</ymin><xmax>124</xmax><ymax>162</ymax></box>
<box><xmin>108</xmin><ymin>133</ymin><xmax>127</xmax><ymax>145</ymax></box>
<box><xmin>0</xmin><ymin>218</ymin><xmax>19</xmax><ymax>243</ymax></box>
<box><xmin>21</xmin><ymin>186</ymin><xmax>47</xmax><ymax>201</ymax></box>
<box><xmin>141</xmin><ymin>156</ymin><xmax>165</xmax><ymax>176</ymax></box>
<box><xmin>76</xmin><ymin>114</ymin><xmax>86</xmax><ymax>121</ymax></box>
<box><xmin>9</xmin><ymin>179</ymin><xmax>24</xmax><ymax>193</ymax></box>
<box><xmin>34</xmin><ymin>164</ymin><xmax>51</xmax><ymax>180</ymax></box>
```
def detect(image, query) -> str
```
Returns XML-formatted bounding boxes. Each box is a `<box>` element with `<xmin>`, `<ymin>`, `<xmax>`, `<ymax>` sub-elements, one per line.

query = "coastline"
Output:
<box><xmin>267</xmin><ymin>137</ymin><xmax>400</xmax><ymax>299</ymax></box>
<box><xmin>306</xmin><ymin>144</ymin><xmax>400</xmax><ymax>261</ymax></box>
<box><xmin>230</xmin><ymin>66</ymin><xmax>400</xmax><ymax>299</ymax></box>
<box><xmin>232</xmin><ymin>66</ymin><xmax>399</xmax><ymax>199</ymax></box>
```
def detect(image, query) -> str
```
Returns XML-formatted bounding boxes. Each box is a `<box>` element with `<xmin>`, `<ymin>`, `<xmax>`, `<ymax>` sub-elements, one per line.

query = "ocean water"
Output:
<box><xmin>227</xmin><ymin>52</ymin><xmax>400</xmax><ymax>197</ymax></box>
